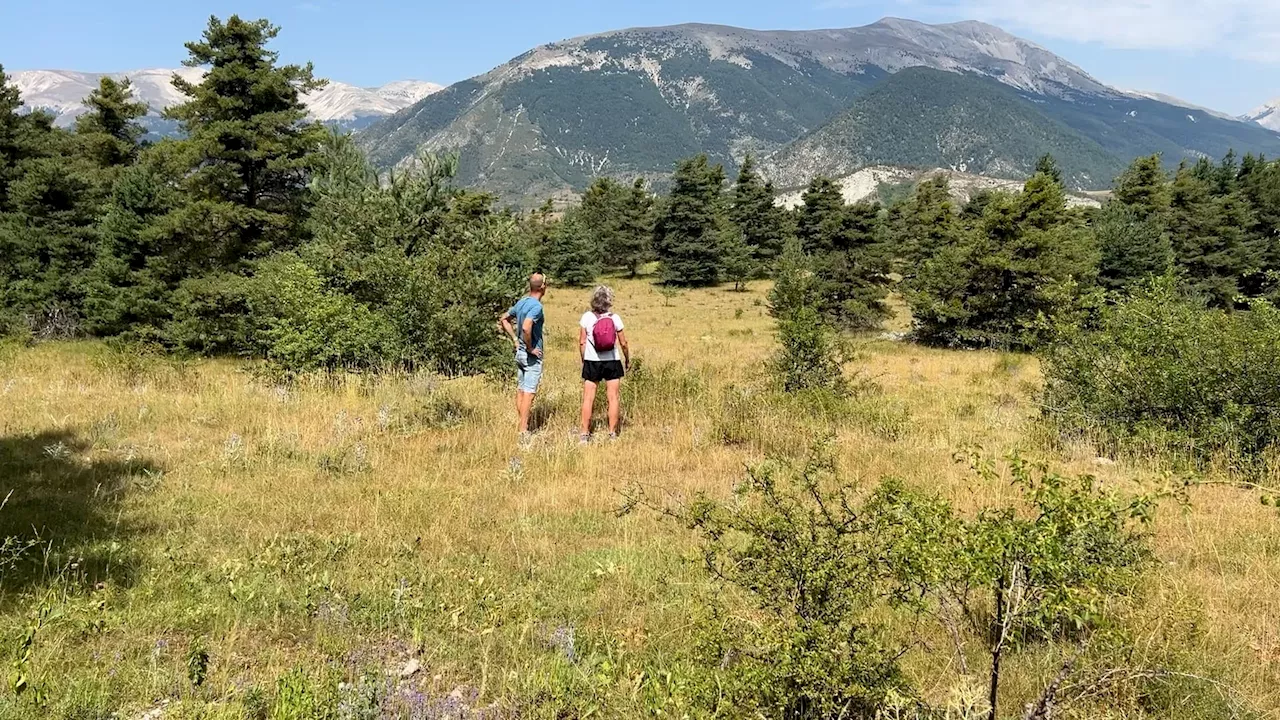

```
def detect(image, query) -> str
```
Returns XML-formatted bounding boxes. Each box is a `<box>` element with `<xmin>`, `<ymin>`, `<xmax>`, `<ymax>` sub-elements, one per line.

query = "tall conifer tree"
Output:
<box><xmin>655</xmin><ymin>154</ymin><xmax>725</xmax><ymax>286</ymax></box>
<box><xmin>75</xmin><ymin>77</ymin><xmax>148</xmax><ymax>171</ymax></box>
<box><xmin>164</xmin><ymin>15</ymin><xmax>326</xmax><ymax>267</ymax></box>
<box><xmin>616</xmin><ymin>178</ymin><xmax>654</xmax><ymax>277</ymax></box>
<box><xmin>729</xmin><ymin>155</ymin><xmax>784</xmax><ymax>268</ymax></box>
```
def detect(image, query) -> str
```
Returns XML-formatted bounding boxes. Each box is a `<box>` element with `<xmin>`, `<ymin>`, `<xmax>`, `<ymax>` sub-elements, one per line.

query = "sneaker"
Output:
<box><xmin>579</xmin><ymin>433</ymin><xmax>592</xmax><ymax>446</ymax></box>
<box><xmin>608</xmin><ymin>432</ymin><xmax>618</xmax><ymax>441</ymax></box>
<box><xmin>518</xmin><ymin>431</ymin><xmax>534</xmax><ymax>449</ymax></box>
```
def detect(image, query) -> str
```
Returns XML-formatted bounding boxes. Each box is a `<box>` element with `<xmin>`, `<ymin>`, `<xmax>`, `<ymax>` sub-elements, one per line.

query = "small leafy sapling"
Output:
<box><xmin>622</xmin><ymin>441</ymin><xmax>924</xmax><ymax>717</ymax></box>
<box><xmin>937</xmin><ymin>451</ymin><xmax>1158</xmax><ymax>720</ymax></box>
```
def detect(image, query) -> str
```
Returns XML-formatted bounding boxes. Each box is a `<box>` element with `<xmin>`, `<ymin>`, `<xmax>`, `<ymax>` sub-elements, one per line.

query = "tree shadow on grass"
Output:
<box><xmin>0</xmin><ymin>429</ymin><xmax>161</xmax><ymax>601</ymax></box>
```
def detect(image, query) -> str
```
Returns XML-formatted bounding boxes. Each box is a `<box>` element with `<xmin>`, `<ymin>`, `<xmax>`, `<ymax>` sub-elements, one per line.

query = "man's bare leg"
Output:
<box><xmin>517</xmin><ymin>391</ymin><xmax>535</xmax><ymax>434</ymax></box>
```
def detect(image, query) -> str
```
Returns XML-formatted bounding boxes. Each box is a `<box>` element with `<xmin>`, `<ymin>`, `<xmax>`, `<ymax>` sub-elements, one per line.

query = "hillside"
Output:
<box><xmin>361</xmin><ymin>17</ymin><xmax>1280</xmax><ymax>204</ymax></box>
<box><xmin>761</xmin><ymin>67</ymin><xmax>1124</xmax><ymax>190</ymax></box>
<box><xmin>1033</xmin><ymin>87</ymin><xmax>1280</xmax><ymax>170</ymax></box>
<box><xmin>11</xmin><ymin>68</ymin><xmax>442</xmax><ymax>132</ymax></box>
<box><xmin>359</xmin><ymin>17</ymin><xmax>1109</xmax><ymax>201</ymax></box>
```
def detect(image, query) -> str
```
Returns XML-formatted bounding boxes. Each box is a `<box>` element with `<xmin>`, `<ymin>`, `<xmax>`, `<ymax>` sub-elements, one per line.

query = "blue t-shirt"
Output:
<box><xmin>508</xmin><ymin>296</ymin><xmax>545</xmax><ymax>358</ymax></box>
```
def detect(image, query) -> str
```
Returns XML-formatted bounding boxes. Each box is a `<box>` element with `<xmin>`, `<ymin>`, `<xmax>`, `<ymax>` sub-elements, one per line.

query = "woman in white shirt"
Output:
<box><xmin>579</xmin><ymin>285</ymin><xmax>630</xmax><ymax>443</ymax></box>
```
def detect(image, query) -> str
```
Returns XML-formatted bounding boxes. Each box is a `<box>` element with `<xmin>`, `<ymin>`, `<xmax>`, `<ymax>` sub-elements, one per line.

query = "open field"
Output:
<box><xmin>0</xmin><ymin>277</ymin><xmax>1277</xmax><ymax>718</ymax></box>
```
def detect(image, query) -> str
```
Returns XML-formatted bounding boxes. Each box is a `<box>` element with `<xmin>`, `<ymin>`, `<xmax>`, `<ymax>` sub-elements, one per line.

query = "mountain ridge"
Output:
<box><xmin>470</xmin><ymin>17</ymin><xmax>1113</xmax><ymax>97</ymax></box>
<box><xmin>360</xmin><ymin>17</ymin><xmax>1280</xmax><ymax>205</ymax></box>
<box><xmin>11</xmin><ymin>68</ymin><xmax>442</xmax><ymax>130</ymax></box>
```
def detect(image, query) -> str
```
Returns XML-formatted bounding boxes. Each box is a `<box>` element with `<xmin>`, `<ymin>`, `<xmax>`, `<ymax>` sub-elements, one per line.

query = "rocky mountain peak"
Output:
<box><xmin>1245</xmin><ymin>98</ymin><xmax>1280</xmax><ymax>131</ymax></box>
<box><xmin>360</xmin><ymin>17</ymin><xmax>1280</xmax><ymax>205</ymax></box>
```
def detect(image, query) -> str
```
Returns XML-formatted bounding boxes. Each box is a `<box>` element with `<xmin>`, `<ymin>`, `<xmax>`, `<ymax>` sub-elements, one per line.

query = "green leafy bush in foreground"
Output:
<box><xmin>626</xmin><ymin>445</ymin><xmax>1159</xmax><ymax>719</ymax></box>
<box><xmin>1041</xmin><ymin>279</ymin><xmax>1280</xmax><ymax>473</ymax></box>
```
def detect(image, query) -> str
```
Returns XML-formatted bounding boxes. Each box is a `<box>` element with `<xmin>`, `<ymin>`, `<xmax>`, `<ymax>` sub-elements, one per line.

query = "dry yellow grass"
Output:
<box><xmin>0</xmin><ymin>277</ymin><xmax>1275</xmax><ymax>718</ymax></box>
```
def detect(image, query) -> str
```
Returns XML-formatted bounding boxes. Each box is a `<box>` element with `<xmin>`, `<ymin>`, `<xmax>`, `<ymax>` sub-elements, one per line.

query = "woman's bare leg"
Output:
<box><xmin>606</xmin><ymin>379</ymin><xmax>622</xmax><ymax>434</ymax></box>
<box><xmin>580</xmin><ymin>380</ymin><xmax>598</xmax><ymax>436</ymax></box>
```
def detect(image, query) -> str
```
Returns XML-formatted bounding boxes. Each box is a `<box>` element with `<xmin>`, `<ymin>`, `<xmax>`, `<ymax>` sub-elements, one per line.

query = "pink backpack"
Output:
<box><xmin>591</xmin><ymin>313</ymin><xmax>617</xmax><ymax>352</ymax></box>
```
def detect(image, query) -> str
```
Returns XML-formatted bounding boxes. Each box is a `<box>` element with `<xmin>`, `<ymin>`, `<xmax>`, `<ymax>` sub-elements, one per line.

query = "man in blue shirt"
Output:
<box><xmin>499</xmin><ymin>273</ymin><xmax>548</xmax><ymax>441</ymax></box>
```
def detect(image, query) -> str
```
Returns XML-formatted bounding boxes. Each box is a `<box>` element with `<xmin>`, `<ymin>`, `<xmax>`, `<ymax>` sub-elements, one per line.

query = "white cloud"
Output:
<box><xmin>831</xmin><ymin>0</ymin><xmax>1280</xmax><ymax>62</ymax></box>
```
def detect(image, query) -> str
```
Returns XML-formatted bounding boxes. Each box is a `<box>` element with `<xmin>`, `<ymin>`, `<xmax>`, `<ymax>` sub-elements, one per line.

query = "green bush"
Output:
<box><xmin>772</xmin><ymin>305</ymin><xmax>849</xmax><ymax>396</ymax></box>
<box><xmin>670</xmin><ymin>448</ymin><xmax>917</xmax><ymax>718</ymax></box>
<box><xmin>80</xmin><ymin>132</ymin><xmax>532</xmax><ymax>376</ymax></box>
<box><xmin>164</xmin><ymin>272</ymin><xmax>256</xmax><ymax>355</ymax></box>
<box><xmin>270</xmin><ymin>668</ymin><xmax>336</xmax><ymax>720</ymax></box>
<box><xmin>768</xmin><ymin>240</ymin><xmax>853</xmax><ymax>397</ymax></box>
<box><xmin>247</xmin><ymin>255</ymin><xmax>402</xmax><ymax>372</ymax></box>
<box><xmin>1041</xmin><ymin>279</ymin><xmax>1280</xmax><ymax>472</ymax></box>
<box><xmin>298</xmin><ymin>135</ymin><xmax>532</xmax><ymax>376</ymax></box>
<box><xmin>767</xmin><ymin>240</ymin><xmax>821</xmax><ymax>321</ymax></box>
<box><xmin>628</xmin><ymin>447</ymin><xmax>1160</xmax><ymax>719</ymax></box>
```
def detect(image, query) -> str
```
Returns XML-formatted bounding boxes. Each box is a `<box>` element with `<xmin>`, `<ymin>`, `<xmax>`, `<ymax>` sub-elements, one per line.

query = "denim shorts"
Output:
<box><xmin>516</xmin><ymin>350</ymin><xmax>543</xmax><ymax>393</ymax></box>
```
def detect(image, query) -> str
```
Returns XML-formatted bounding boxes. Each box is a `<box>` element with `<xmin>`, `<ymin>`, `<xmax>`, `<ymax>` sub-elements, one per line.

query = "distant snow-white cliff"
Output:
<box><xmin>1245</xmin><ymin>98</ymin><xmax>1280</xmax><ymax>132</ymax></box>
<box><xmin>10</xmin><ymin>68</ymin><xmax>442</xmax><ymax>128</ymax></box>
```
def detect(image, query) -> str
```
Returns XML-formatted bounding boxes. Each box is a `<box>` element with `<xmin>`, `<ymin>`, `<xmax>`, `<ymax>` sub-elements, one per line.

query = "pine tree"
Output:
<box><xmin>796</xmin><ymin>176</ymin><xmax>846</xmax><ymax>255</ymax></box>
<box><xmin>79</xmin><ymin>16</ymin><xmax>327</xmax><ymax>344</ymax></box>
<box><xmin>1095</xmin><ymin>202</ymin><xmax>1172</xmax><ymax>292</ymax></box>
<box><xmin>1</xmin><ymin>151</ymin><xmax>99</xmax><ymax>319</ymax></box>
<box><xmin>1035</xmin><ymin>154</ymin><xmax>1065</xmax><ymax>187</ymax></box>
<box><xmin>541</xmin><ymin>210</ymin><xmax>600</xmax><ymax>287</ymax></box>
<box><xmin>1238</xmin><ymin>156</ymin><xmax>1280</xmax><ymax>299</ymax></box>
<box><xmin>1113</xmin><ymin>155</ymin><xmax>1170</xmax><ymax>221</ymax></box>
<box><xmin>768</xmin><ymin>239</ymin><xmax>819</xmax><ymax>319</ymax></box>
<box><xmin>579</xmin><ymin>177</ymin><xmax>625</xmax><ymax>270</ymax></box>
<box><xmin>793</xmin><ymin>177</ymin><xmax>889</xmax><ymax>328</ymax></box>
<box><xmin>83</xmin><ymin>160</ymin><xmax>183</xmax><ymax>337</ymax></box>
<box><xmin>729</xmin><ymin>155</ymin><xmax>784</xmax><ymax>269</ymax></box>
<box><xmin>522</xmin><ymin>198</ymin><xmax>557</xmax><ymax>268</ymax></box>
<box><xmin>897</xmin><ymin>176</ymin><xmax>962</xmax><ymax>271</ymax></box>
<box><xmin>163</xmin><ymin>15</ymin><xmax>326</xmax><ymax>267</ymax></box>
<box><xmin>1214</xmin><ymin>150</ymin><xmax>1239</xmax><ymax>195</ymax></box>
<box><xmin>1168</xmin><ymin>164</ymin><xmax>1256</xmax><ymax>306</ymax></box>
<box><xmin>823</xmin><ymin>200</ymin><xmax>890</xmax><ymax>329</ymax></box>
<box><xmin>961</xmin><ymin>190</ymin><xmax>998</xmax><ymax>227</ymax></box>
<box><xmin>0</xmin><ymin>66</ymin><xmax>23</xmax><ymax>212</ymax></box>
<box><xmin>720</xmin><ymin>224</ymin><xmax>756</xmax><ymax>291</ymax></box>
<box><xmin>0</xmin><ymin>66</ymin><xmax>101</xmax><ymax>332</ymax></box>
<box><xmin>615</xmin><ymin>178</ymin><xmax>654</xmax><ymax>277</ymax></box>
<box><xmin>906</xmin><ymin>191</ymin><xmax>1097</xmax><ymax>349</ymax></box>
<box><xmin>74</xmin><ymin>77</ymin><xmax>148</xmax><ymax>171</ymax></box>
<box><xmin>1018</xmin><ymin>172</ymin><xmax>1068</xmax><ymax>231</ymax></box>
<box><xmin>0</xmin><ymin>65</ymin><xmax>53</xmax><ymax>213</ymax></box>
<box><xmin>655</xmin><ymin>154</ymin><xmax>725</xmax><ymax>286</ymax></box>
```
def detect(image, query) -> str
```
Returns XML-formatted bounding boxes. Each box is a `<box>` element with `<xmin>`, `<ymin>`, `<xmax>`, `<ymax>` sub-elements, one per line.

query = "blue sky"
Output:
<box><xmin>2</xmin><ymin>0</ymin><xmax>1276</xmax><ymax>115</ymax></box>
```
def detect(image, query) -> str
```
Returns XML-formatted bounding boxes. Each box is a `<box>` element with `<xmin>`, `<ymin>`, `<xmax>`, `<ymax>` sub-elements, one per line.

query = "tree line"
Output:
<box><xmin>551</xmin><ymin>150</ymin><xmax>1280</xmax><ymax>474</ymax></box>
<box><xmin>4</xmin><ymin>13</ymin><xmax>1280</xmax><ymax>373</ymax></box>
<box><xmin>548</xmin><ymin>150</ymin><xmax>1280</xmax><ymax>349</ymax></box>
<box><xmin>0</xmin><ymin>16</ymin><xmax>533</xmax><ymax>373</ymax></box>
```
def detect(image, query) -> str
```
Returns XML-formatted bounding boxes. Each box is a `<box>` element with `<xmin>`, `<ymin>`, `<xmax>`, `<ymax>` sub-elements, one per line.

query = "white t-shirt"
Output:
<box><xmin>580</xmin><ymin>312</ymin><xmax>625</xmax><ymax>362</ymax></box>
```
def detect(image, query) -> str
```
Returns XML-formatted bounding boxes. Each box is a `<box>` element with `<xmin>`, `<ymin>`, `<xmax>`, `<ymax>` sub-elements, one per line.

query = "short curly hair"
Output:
<box><xmin>590</xmin><ymin>285</ymin><xmax>614</xmax><ymax>314</ymax></box>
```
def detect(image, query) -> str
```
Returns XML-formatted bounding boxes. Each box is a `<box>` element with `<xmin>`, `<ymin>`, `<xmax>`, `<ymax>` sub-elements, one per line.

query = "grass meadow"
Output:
<box><xmin>0</xmin><ymin>277</ymin><xmax>1276</xmax><ymax>718</ymax></box>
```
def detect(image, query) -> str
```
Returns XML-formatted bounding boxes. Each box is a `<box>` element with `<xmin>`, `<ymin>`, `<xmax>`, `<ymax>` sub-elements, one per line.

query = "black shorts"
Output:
<box><xmin>582</xmin><ymin>360</ymin><xmax>625</xmax><ymax>383</ymax></box>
